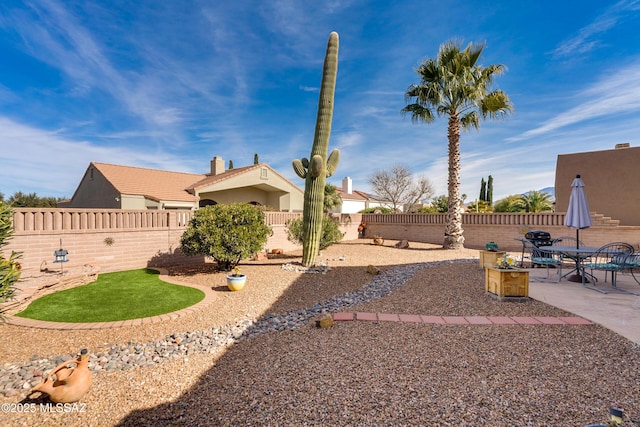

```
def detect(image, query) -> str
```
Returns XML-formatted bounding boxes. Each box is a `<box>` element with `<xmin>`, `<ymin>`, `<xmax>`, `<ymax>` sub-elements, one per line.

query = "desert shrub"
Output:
<box><xmin>285</xmin><ymin>216</ymin><xmax>344</xmax><ymax>250</ymax></box>
<box><xmin>0</xmin><ymin>202</ymin><xmax>21</xmax><ymax>310</ymax></box>
<box><xmin>180</xmin><ymin>204</ymin><xmax>271</xmax><ymax>271</ymax></box>
<box><xmin>358</xmin><ymin>207</ymin><xmax>394</xmax><ymax>214</ymax></box>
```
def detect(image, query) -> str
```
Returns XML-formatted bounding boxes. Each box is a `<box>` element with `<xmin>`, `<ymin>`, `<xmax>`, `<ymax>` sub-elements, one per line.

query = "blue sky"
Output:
<box><xmin>1</xmin><ymin>0</ymin><xmax>640</xmax><ymax>202</ymax></box>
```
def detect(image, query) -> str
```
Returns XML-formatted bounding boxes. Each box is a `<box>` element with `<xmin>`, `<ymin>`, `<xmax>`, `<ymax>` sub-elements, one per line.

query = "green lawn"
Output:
<box><xmin>16</xmin><ymin>269</ymin><xmax>205</xmax><ymax>323</ymax></box>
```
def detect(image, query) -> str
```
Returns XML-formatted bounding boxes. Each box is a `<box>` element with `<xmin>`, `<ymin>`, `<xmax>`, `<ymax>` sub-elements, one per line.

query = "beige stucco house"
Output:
<box><xmin>555</xmin><ymin>144</ymin><xmax>640</xmax><ymax>226</ymax></box>
<box><xmin>59</xmin><ymin>156</ymin><xmax>304</xmax><ymax>211</ymax></box>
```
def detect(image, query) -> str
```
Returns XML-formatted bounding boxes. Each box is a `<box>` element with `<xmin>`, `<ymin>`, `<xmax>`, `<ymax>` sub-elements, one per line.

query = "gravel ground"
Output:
<box><xmin>1</xmin><ymin>240</ymin><xmax>639</xmax><ymax>426</ymax></box>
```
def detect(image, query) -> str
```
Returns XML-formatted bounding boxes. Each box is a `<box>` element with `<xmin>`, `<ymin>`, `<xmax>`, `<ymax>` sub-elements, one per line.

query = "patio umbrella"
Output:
<box><xmin>564</xmin><ymin>174</ymin><xmax>592</xmax><ymax>249</ymax></box>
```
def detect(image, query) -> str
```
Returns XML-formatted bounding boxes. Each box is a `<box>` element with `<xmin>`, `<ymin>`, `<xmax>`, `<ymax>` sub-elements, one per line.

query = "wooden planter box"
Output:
<box><xmin>479</xmin><ymin>250</ymin><xmax>506</xmax><ymax>269</ymax></box>
<box><xmin>485</xmin><ymin>267</ymin><xmax>529</xmax><ymax>299</ymax></box>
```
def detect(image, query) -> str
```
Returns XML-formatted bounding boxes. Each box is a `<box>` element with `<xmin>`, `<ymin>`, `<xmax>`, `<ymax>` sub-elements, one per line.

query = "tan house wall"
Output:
<box><xmin>197</xmin><ymin>166</ymin><xmax>304</xmax><ymax>212</ymax></box>
<box><xmin>122</xmin><ymin>195</ymin><xmax>149</xmax><ymax>210</ymax></box>
<box><xmin>555</xmin><ymin>145</ymin><xmax>640</xmax><ymax>226</ymax></box>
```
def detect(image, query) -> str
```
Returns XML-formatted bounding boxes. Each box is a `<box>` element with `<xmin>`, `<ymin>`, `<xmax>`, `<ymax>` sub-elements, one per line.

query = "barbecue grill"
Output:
<box><xmin>523</xmin><ymin>230</ymin><xmax>553</xmax><ymax>267</ymax></box>
<box><xmin>524</xmin><ymin>230</ymin><xmax>553</xmax><ymax>248</ymax></box>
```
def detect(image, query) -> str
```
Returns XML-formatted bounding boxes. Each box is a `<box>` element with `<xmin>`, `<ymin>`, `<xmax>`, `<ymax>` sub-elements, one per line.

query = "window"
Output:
<box><xmin>199</xmin><ymin>199</ymin><xmax>217</xmax><ymax>207</ymax></box>
<box><xmin>261</xmin><ymin>168</ymin><xmax>268</xmax><ymax>179</ymax></box>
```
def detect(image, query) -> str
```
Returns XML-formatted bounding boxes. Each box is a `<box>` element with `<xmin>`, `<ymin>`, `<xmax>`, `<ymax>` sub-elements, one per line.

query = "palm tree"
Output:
<box><xmin>521</xmin><ymin>190</ymin><xmax>554</xmax><ymax>213</ymax></box>
<box><xmin>402</xmin><ymin>40</ymin><xmax>512</xmax><ymax>249</ymax></box>
<box><xmin>323</xmin><ymin>184</ymin><xmax>342</xmax><ymax>213</ymax></box>
<box><xmin>493</xmin><ymin>195</ymin><xmax>526</xmax><ymax>212</ymax></box>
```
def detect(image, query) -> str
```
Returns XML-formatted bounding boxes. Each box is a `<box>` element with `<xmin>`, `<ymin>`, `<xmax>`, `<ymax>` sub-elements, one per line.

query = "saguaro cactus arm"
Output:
<box><xmin>292</xmin><ymin>159</ymin><xmax>307</xmax><ymax>178</ymax></box>
<box><xmin>326</xmin><ymin>149</ymin><xmax>340</xmax><ymax>178</ymax></box>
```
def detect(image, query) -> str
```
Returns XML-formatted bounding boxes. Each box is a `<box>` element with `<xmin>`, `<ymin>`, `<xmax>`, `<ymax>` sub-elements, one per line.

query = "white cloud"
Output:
<box><xmin>0</xmin><ymin>117</ymin><xmax>196</xmax><ymax>198</ymax></box>
<box><xmin>508</xmin><ymin>61</ymin><xmax>640</xmax><ymax>142</ymax></box>
<box><xmin>551</xmin><ymin>0</ymin><xmax>640</xmax><ymax>58</ymax></box>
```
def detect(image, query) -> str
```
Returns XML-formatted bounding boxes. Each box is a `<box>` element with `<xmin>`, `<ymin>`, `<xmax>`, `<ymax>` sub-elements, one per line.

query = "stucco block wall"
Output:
<box><xmin>6</xmin><ymin>209</ymin><xmax>640</xmax><ymax>279</ymax></box>
<box><xmin>555</xmin><ymin>146</ymin><xmax>640</xmax><ymax>226</ymax></box>
<box><xmin>5</xmin><ymin>210</ymin><xmax>359</xmax><ymax>276</ymax></box>
<box><xmin>363</xmin><ymin>214</ymin><xmax>640</xmax><ymax>252</ymax></box>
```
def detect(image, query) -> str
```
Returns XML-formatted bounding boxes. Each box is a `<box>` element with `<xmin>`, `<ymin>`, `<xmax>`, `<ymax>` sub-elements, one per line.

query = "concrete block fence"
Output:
<box><xmin>361</xmin><ymin>212</ymin><xmax>640</xmax><ymax>252</ymax></box>
<box><xmin>3</xmin><ymin>209</ymin><xmax>363</xmax><ymax>275</ymax></box>
<box><xmin>3</xmin><ymin>208</ymin><xmax>640</xmax><ymax>277</ymax></box>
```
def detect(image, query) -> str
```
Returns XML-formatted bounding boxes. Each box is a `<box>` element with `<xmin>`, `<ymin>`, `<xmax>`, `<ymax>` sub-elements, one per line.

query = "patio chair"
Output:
<box><xmin>551</xmin><ymin>236</ymin><xmax>585</xmax><ymax>247</ymax></box>
<box><xmin>521</xmin><ymin>239</ymin><xmax>562</xmax><ymax>281</ymax></box>
<box><xmin>581</xmin><ymin>242</ymin><xmax>634</xmax><ymax>289</ymax></box>
<box><xmin>620</xmin><ymin>248</ymin><xmax>640</xmax><ymax>286</ymax></box>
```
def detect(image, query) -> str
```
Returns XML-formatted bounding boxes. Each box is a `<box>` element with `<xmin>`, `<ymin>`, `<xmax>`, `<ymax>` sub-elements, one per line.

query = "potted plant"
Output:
<box><xmin>479</xmin><ymin>242</ymin><xmax>505</xmax><ymax>269</ymax></box>
<box><xmin>372</xmin><ymin>233</ymin><xmax>384</xmax><ymax>246</ymax></box>
<box><xmin>485</xmin><ymin>254</ymin><xmax>529</xmax><ymax>299</ymax></box>
<box><xmin>226</xmin><ymin>266</ymin><xmax>246</xmax><ymax>291</ymax></box>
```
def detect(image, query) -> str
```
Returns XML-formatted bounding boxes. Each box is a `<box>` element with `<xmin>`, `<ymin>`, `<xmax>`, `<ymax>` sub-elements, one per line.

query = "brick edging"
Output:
<box><xmin>333</xmin><ymin>312</ymin><xmax>593</xmax><ymax>325</ymax></box>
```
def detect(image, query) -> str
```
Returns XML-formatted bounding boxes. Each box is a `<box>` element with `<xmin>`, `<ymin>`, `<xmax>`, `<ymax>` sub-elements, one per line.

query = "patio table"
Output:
<box><xmin>545</xmin><ymin>245</ymin><xmax>599</xmax><ymax>283</ymax></box>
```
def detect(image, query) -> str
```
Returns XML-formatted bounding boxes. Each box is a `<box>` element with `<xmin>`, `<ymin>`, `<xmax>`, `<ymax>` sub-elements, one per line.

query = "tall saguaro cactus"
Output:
<box><xmin>292</xmin><ymin>32</ymin><xmax>340</xmax><ymax>266</ymax></box>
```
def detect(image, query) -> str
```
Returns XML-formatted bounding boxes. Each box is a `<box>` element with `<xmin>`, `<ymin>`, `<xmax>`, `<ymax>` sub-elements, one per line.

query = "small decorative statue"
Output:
<box><xmin>31</xmin><ymin>349</ymin><xmax>92</xmax><ymax>403</ymax></box>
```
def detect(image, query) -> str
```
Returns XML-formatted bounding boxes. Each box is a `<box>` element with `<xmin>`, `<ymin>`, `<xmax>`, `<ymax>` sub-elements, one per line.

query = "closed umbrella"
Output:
<box><xmin>564</xmin><ymin>174</ymin><xmax>592</xmax><ymax>248</ymax></box>
<box><xmin>564</xmin><ymin>174</ymin><xmax>592</xmax><ymax>282</ymax></box>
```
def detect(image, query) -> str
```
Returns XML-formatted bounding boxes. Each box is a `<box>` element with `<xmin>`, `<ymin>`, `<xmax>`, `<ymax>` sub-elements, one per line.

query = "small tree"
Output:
<box><xmin>493</xmin><ymin>195</ymin><xmax>526</xmax><ymax>212</ymax></box>
<box><xmin>254</xmin><ymin>153</ymin><xmax>259</xmax><ymax>165</ymax></box>
<box><xmin>0</xmin><ymin>202</ymin><xmax>21</xmax><ymax>313</ymax></box>
<box><xmin>180</xmin><ymin>204</ymin><xmax>271</xmax><ymax>271</ymax></box>
<box><xmin>368</xmin><ymin>164</ymin><xmax>435</xmax><ymax>212</ymax></box>
<box><xmin>431</xmin><ymin>195</ymin><xmax>449</xmax><ymax>213</ymax></box>
<box><xmin>7</xmin><ymin>192</ymin><xmax>62</xmax><ymax>207</ymax></box>
<box><xmin>285</xmin><ymin>216</ymin><xmax>344</xmax><ymax>250</ymax></box>
<box><xmin>228</xmin><ymin>160</ymin><xmax>234</xmax><ymax>170</ymax></box>
<box><xmin>467</xmin><ymin>200</ymin><xmax>492</xmax><ymax>213</ymax></box>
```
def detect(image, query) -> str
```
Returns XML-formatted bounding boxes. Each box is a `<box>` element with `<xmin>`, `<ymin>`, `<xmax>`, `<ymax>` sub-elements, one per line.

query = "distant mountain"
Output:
<box><xmin>521</xmin><ymin>187</ymin><xmax>555</xmax><ymax>202</ymax></box>
<box><xmin>539</xmin><ymin>187</ymin><xmax>555</xmax><ymax>199</ymax></box>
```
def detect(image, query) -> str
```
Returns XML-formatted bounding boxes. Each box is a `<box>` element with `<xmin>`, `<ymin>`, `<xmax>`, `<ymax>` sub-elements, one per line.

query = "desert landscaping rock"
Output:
<box><xmin>1</xmin><ymin>241</ymin><xmax>639</xmax><ymax>426</ymax></box>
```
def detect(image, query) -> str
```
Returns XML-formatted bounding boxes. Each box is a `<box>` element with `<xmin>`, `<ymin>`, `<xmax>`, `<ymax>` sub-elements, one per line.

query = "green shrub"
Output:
<box><xmin>0</xmin><ymin>202</ymin><xmax>21</xmax><ymax>309</ymax></box>
<box><xmin>358</xmin><ymin>207</ymin><xmax>394</xmax><ymax>214</ymax></box>
<box><xmin>285</xmin><ymin>216</ymin><xmax>344</xmax><ymax>250</ymax></box>
<box><xmin>180</xmin><ymin>204</ymin><xmax>271</xmax><ymax>271</ymax></box>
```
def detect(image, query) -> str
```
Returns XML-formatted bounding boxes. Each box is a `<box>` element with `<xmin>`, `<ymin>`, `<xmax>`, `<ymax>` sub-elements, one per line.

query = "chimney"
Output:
<box><xmin>342</xmin><ymin>176</ymin><xmax>352</xmax><ymax>194</ymax></box>
<box><xmin>210</xmin><ymin>156</ymin><xmax>225</xmax><ymax>175</ymax></box>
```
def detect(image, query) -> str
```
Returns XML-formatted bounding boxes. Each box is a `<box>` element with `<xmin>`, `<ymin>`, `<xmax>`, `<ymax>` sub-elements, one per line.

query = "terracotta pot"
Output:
<box><xmin>226</xmin><ymin>274</ymin><xmax>246</xmax><ymax>291</ymax></box>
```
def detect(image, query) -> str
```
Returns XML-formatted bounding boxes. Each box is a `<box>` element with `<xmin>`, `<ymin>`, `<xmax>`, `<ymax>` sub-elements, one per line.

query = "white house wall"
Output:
<box><xmin>341</xmin><ymin>200</ymin><xmax>366</xmax><ymax>213</ymax></box>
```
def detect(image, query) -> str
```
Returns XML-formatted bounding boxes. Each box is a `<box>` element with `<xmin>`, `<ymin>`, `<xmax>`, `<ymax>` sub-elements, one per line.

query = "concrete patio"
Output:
<box><xmin>527</xmin><ymin>266</ymin><xmax>640</xmax><ymax>344</ymax></box>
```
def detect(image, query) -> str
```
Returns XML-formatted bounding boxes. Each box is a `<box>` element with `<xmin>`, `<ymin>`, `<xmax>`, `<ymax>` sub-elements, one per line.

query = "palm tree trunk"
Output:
<box><xmin>444</xmin><ymin>115</ymin><xmax>465</xmax><ymax>249</ymax></box>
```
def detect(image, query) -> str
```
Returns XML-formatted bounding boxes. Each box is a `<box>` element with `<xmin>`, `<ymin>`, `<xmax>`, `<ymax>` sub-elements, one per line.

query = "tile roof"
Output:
<box><xmin>92</xmin><ymin>162</ymin><xmax>203</xmax><ymax>202</ymax></box>
<box><xmin>335</xmin><ymin>187</ymin><xmax>376</xmax><ymax>201</ymax></box>
<box><xmin>187</xmin><ymin>164</ymin><xmax>259</xmax><ymax>191</ymax></box>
